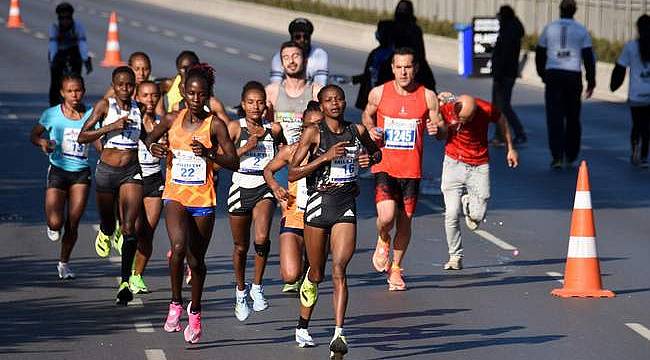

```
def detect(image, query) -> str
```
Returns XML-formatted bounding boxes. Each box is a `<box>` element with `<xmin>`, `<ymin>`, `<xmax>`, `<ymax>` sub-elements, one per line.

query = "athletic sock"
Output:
<box><xmin>121</xmin><ymin>235</ymin><xmax>137</xmax><ymax>283</ymax></box>
<box><xmin>297</xmin><ymin>316</ymin><xmax>309</xmax><ymax>330</ymax></box>
<box><xmin>334</xmin><ymin>326</ymin><xmax>344</xmax><ymax>338</ymax></box>
<box><xmin>252</xmin><ymin>283</ymin><xmax>262</xmax><ymax>291</ymax></box>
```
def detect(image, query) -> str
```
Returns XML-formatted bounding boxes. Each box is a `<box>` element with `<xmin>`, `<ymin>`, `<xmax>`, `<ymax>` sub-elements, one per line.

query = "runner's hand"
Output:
<box><xmin>272</xmin><ymin>186</ymin><xmax>289</xmax><ymax>202</ymax></box>
<box><xmin>426</xmin><ymin>118</ymin><xmax>439</xmax><ymax>136</ymax></box>
<box><xmin>190</xmin><ymin>139</ymin><xmax>207</xmax><ymax>157</ymax></box>
<box><xmin>369</xmin><ymin>127</ymin><xmax>383</xmax><ymax>142</ymax></box>
<box><xmin>507</xmin><ymin>149</ymin><xmax>519</xmax><ymax>168</ymax></box>
<box><xmin>40</xmin><ymin>139</ymin><xmax>55</xmax><ymax>154</ymax></box>
<box><xmin>324</xmin><ymin>141</ymin><xmax>348</xmax><ymax>161</ymax></box>
<box><xmin>149</xmin><ymin>143</ymin><xmax>168</xmax><ymax>158</ymax></box>
<box><xmin>358</xmin><ymin>153</ymin><xmax>371</xmax><ymax>168</ymax></box>
<box><xmin>110</xmin><ymin>116</ymin><xmax>131</xmax><ymax>131</ymax></box>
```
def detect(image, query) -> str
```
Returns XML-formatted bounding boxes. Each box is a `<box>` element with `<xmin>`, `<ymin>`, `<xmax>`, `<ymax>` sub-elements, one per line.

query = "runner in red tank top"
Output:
<box><xmin>362</xmin><ymin>47</ymin><xmax>444</xmax><ymax>291</ymax></box>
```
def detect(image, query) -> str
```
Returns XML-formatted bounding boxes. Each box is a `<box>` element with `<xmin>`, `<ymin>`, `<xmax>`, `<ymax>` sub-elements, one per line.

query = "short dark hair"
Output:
<box><xmin>185</xmin><ymin>63</ymin><xmax>215</xmax><ymax>96</ymax></box>
<box><xmin>128</xmin><ymin>51</ymin><xmax>151</xmax><ymax>67</ymax></box>
<box><xmin>55</xmin><ymin>2</ymin><xmax>74</xmax><ymax>15</ymax></box>
<box><xmin>560</xmin><ymin>0</ymin><xmax>577</xmax><ymax>18</ymax></box>
<box><xmin>60</xmin><ymin>73</ymin><xmax>84</xmax><ymax>90</ymax></box>
<box><xmin>317</xmin><ymin>84</ymin><xmax>345</xmax><ymax>102</ymax></box>
<box><xmin>112</xmin><ymin>66</ymin><xmax>135</xmax><ymax>83</ymax></box>
<box><xmin>137</xmin><ymin>80</ymin><xmax>160</xmax><ymax>94</ymax></box>
<box><xmin>392</xmin><ymin>47</ymin><xmax>418</xmax><ymax>65</ymax></box>
<box><xmin>175</xmin><ymin>50</ymin><xmax>199</xmax><ymax>68</ymax></box>
<box><xmin>289</xmin><ymin>18</ymin><xmax>314</xmax><ymax>35</ymax></box>
<box><xmin>240</xmin><ymin>80</ymin><xmax>266</xmax><ymax>101</ymax></box>
<box><xmin>280</xmin><ymin>41</ymin><xmax>303</xmax><ymax>56</ymax></box>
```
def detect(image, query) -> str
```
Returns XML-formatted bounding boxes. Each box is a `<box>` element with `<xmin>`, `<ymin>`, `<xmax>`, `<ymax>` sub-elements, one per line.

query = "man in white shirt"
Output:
<box><xmin>536</xmin><ymin>0</ymin><xmax>596</xmax><ymax>168</ymax></box>
<box><xmin>269</xmin><ymin>18</ymin><xmax>329</xmax><ymax>86</ymax></box>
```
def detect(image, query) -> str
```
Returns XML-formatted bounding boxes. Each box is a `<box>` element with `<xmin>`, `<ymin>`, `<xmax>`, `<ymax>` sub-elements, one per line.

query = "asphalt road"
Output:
<box><xmin>0</xmin><ymin>0</ymin><xmax>648</xmax><ymax>359</ymax></box>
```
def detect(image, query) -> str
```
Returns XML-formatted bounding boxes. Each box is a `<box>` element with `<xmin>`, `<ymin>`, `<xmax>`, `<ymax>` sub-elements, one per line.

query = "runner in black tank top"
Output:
<box><xmin>288</xmin><ymin>85</ymin><xmax>381</xmax><ymax>358</ymax></box>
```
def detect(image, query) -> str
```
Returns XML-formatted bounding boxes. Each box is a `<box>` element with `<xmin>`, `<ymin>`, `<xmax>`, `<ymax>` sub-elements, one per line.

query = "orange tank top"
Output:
<box><xmin>371</xmin><ymin>81</ymin><xmax>428</xmax><ymax>179</ymax></box>
<box><xmin>284</xmin><ymin>145</ymin><xmax>308</xmax><ymax>215</ymax></box>
<box><xmin>162</xmin><ymin>109</ymin><xmax>216</xmax><ymax>207</ymax></box>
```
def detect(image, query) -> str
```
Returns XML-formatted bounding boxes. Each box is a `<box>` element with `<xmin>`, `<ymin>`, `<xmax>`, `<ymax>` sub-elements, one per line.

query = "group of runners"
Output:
<box><xmin>30</xmin><ymin>21</ymin><xmax>520</xmax><ymax>358</ymax></box>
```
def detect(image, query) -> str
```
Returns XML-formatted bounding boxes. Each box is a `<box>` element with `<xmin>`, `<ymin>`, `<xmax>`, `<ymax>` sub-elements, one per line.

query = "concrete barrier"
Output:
<box><xmin>133</xmin><ymin>0</ymin><xmax>628</xmax><ymax>102</ymax></box>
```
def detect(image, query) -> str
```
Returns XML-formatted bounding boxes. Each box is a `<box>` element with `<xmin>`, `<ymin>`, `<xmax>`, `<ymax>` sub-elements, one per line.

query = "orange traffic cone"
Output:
<box><xmin>100</xmin><ymin>11</ymin><xmax>125</xmax><ymax>67</ymax></box>
<box><xmin>6</xmin><ymin>0</ymin><xmax>24</xmax><ymax>29</ymax></box>
<box><xmin>551</xmin><ymin>161</ymin><xmax>615</xmax><ymax>298</ymax></box>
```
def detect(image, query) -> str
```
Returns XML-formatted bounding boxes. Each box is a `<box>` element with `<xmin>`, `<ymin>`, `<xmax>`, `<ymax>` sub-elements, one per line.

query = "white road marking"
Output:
<box><xmin>225</xmin><ymin>106</ymin><xmax>238</xmax><ymax>114</ymax></box>
<box><xmin>131</xmin><ymin>298</ymin><xmax>144</xmax><ymax>307</ymax></box>
<box><xmin>625</xmin><ymin>323</ymin><xmax>650</xmax><ymax>341</ymax></box>
<box><xmin>163</xmin><ymin>30</ymin><xmax>176</xmax><ymax>37</ymax></box>
<box><xmin>88</xmin><ymin>51</ymin><xmax>96</xmax><ymax>58</ymax></box>
<box><xmin>134</xmin><ymin>322</ymin><xmax>155</xmax><ymax>333</ymax></box>
<box><xmin>147</xmin><ymin>25</ymin><xmax>159</xmax><ymax>32</ymax></box>
<box><xmin>474</xmin><ymin>229</ymin><xmax>517</xmax><ymax>251</ymax></box>
<box><xmin>183</xmin><ymin>35</ymin><xmax>197</xmax><ymax>43</ymax></box>
<box><xmin>115</xmin><ymin>276</ymin><xmax>122</xmax><ymax>285</ymax></box>
<box><xmin>419</xmin><ymin>197</ymin><xmax>443</xmax><ymax>212</ymax></box>
<box><xmin>130</xmin><ymin>20</ymin><xmax>142</xmax><ymax>27</ymax></box>
<box><xmin>546</xmin><ymin>271</ymin><xmax>564</xmax><ymax>283</ymax></box>
<box><xmin>7</xmin><ymin>114</ymin><xmax>18</xmax><ymax>120</ymax></box>
<box><xmin>224</xmin><ymin>46</ymin><xmax>240</xmax><ymax>55</ymax></box>
<box><xmin>21</xmin><ymin>27</ymin><xmax>32</xmax><ymax>34</ymax></box>
<box><xmin>145</xmin><ymin>349</ymin><xmax>167</xmax><ymax>360</ymax></box>
<box><xmin>247</xmin><ymin>53</ymin><xmax>264</xmax><ymax>62</ymax></box>
<box><xmin>34</xmin><ymin>32</ymin><xmax>47</xmax><ymax>40</ymax></box>
<box><xmin>109</xmin><ymin>256</ymin><xmax>121</xmax><ymax>265</ymax></box>
<box><xmin>202</xmin><ymin>40</ymin><xmax>217</xmax><ymax>48</ymax></box>
<box><xmin>92</xmin><ymin>224</ymin><xmax>100</xmax><ymax>231</ymax></box>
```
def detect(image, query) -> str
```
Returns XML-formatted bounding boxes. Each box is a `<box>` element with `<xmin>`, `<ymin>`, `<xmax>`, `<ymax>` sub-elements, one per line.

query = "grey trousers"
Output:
<box><xmin>440</xmin><ymin>155</ymin><xmax>490</xmax><ymax>257</ymax></box>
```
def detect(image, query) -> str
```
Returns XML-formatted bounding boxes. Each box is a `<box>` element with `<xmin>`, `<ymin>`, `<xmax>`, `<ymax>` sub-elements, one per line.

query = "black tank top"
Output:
<box><xmin>307</xmin><ymin>121</ymin><xmax>361</xmax><ymax>195</ymax></box>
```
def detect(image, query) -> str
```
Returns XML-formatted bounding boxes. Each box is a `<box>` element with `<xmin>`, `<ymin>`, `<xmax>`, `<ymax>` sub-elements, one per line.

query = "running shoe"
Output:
<box><xmin>234</xmin><ymin>286</ymin><xmax>251</xmax><ymax>321</ymax></box>
<box><xmin>95</xmin><ymin>229</ymin><xmax>112</xmax><ymax>258</ymax></box>
<box><xmin>282</xmin><ymin>279</ymin><xmax>302</xmax><ymax>293</ymax></box>
<box><xmin>443</xmin><ymin>255</ymin><xmax>463</xmax><ymax>270</ymax></box>
<box><xmin>250</xmin><ymin>284</ymin><xmax>269</xmax><ymax>311</ymax></box>
<box><xmin>57</xmin><ymin>262</ymin><xmax>75</xmax><ymax>279</ymax></box>
<box><xmin>461</xmin><ymin>194</ymin><xmax>480</xmax><ymax>231</ymax></box>
<box><xmin>329</xmin><ymin>334</ymin><xmax>348</xmax><ymax>359</ymax></box>
<box><xmin>129</xmin><ymin>273</ymin><xmax>149</xmax><ymax>294</ymax></box>
<box><xmin>184</xmin><ymin>302</ymin><xmax>202</xmax><ymax>344</ymax></box>
<box><xmin>47</xmin><ymin>227</ymin><xmax>61</xmax><ymax>242</ymax></box>
<box><xmin>387</xmin><ymin>266</ymin><xmax>406</xmax><ymax>291</ymax></box>
<box><xmin>372</xmin><ymin>237</ymin><xmax>390</xmax><ymax>272</ymax></box>
<box><xmin>299</xmin><ymin>269</ymin><xmax>318</xmax><ymax>308</ymax></box>
<box><xmin>295</xmin><ymin>328</ymin><xmax>315</xmax><ymax>348</ymax></box>
<box><xmin>550</xmin><ymin>159</ymin><xmax>563</xmax><ymax>169</ymax></box>
<box><xmin>116</xmin><ymin>281</ymin><xmax>133</xmax><ymax>306</ymax></box>
<box><xmin>112</xmin><ymin>222</ymin><xmax>123</xmax><ymax>256</ymax></box>
<box><xmin>164</xmin><ymin>302</ymin><xmax>183</xmax><ymax>332</ymax></box>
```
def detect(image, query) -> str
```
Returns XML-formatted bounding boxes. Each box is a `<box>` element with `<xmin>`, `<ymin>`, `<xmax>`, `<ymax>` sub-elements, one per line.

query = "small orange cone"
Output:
<box><xmin>6</xmin><ymin>0</ymin><xmax>24</xmax><ymax>29</ymax></box>
<box><xmin>551</xmin><ymin>161</ymin><xmax>615</xmax><ymax>298</ymax></box>
<box><xmin>100</xmin><ymin>11</ymin><xmax>126</xmax><ymax>67</ymax></box>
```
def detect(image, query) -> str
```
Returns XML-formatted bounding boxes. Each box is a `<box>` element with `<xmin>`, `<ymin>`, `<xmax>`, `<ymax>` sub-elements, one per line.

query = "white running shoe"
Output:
<box><xmin>234</xmin><ymin>286</ymin><xmax>251</xmax><ymax>321</ymax></box>
<box><xmin>443</xmin><ymin>255</ymin><xmax>463</xmax><ymax>270</ymax></box>
<box><xmin>250</xmin><ymin>283</ymin><xmax>269</xmax><ymax>312</ymax></box>
<box><xmin>295</xmin><ymin>328</ymin><xmax>315</xmax><ymax>348</ymax></box>
<box><xmin>47</xmin><ymin>227</ymin><xmax>61</xmax><ymax>242</ymax></box>
<box><xmin>57</xmin><ymin>262</ymin><xmax>75</xmax><ymax>279</ymax></box>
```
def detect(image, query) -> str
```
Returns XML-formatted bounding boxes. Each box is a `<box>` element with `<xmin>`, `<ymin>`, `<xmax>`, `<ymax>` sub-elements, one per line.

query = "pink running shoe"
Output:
<box><xmin>372</xmin><ymin>237</ymin><xmax>390</xmax><ymax>272</ymax></box>
<box><xmin>184</xmin><ymin>302</ymin><xmax>202</xmax><ymax>344</ymax></box>
<box><xmin>164</xmin><ymin>302</ymin><xmax>183</xmax><ymax>332</ymax></box>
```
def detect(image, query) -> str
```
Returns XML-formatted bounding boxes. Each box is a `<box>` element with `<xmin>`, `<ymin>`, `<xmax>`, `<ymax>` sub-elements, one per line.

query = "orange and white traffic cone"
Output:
<box><xmin>100</xmin><ymin>11</ymin><xmax>125</xmax><ymax>67</ymax></box>
<box><xmin>551</xmin><ymin>161</ymin><xmax>615</xmax><ymax>298</ymax></box>
<box><xmin>6</xmin><ymin>0</ymin><xmax>24</xmax><ymax>29</ymax></box>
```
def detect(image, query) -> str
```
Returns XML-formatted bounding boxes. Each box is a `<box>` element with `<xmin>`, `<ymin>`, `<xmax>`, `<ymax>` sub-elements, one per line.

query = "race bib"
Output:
<box><xmin>61</xmin><ymin>128</ymin><xmax>88</xmax><ymax>159</ymax></box>
<box><xmin>276</xmin><ymin>111</ymin><xmax>303</xmax><ymax>144</ymax></box>
<box><xmin>329</xmin><ymin>146</ymin><xmax>358</xmax><ymax>184</ymax></box>
<box><xmin>384</xmin><ymin>117</ymin><xmax>417</xmax><ymax>150</ymax></box>
<box><xmin>240</xmin><ymin>140</ymin><xmax>274</xmax><ymax>173</ymax></box>
<box><xmin>171</xmin><ymin>149</ymin><xmax>207</xmax><ymax>186</ymax></box>
<box><xmin>296</xmin><ymin>178</ymin><xmax>308</xmax><ymax>211</ymax></box>
<box><xmin>556</xmin><ymin>49</ymin><xmax>572</xmax><ymax>59</ymax></box>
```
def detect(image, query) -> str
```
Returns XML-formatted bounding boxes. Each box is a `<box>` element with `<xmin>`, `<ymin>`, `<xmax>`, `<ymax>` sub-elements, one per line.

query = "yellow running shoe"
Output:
<box><xmin>112</xmin><ymin>221</ymin><xmax>123</xmax><ymax>255</ymax></box>
<box><xmin>95</xmin><ymin>229</ymin><xmax>112</xmax><ymax>258</ymax></box>
<box><xmin>299</xmin><ymin>268</ymin><xmax>318</xmax><ymax>308</ymax></box>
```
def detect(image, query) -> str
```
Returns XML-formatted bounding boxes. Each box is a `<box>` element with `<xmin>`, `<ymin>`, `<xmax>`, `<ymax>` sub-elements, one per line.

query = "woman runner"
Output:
<box><xmin>30</xmin><ymin>74</ymin><xmax>94</xmax><ymax>279</ymax></box>
<box><xmin>289</xmin><ymin>85</ymin><xmax>381</xmax><ymax>358</ymax></box>
<box><xmin>145</xmin><ymin>63</ymin><xmax>238</xmax><ymax>343</ymax></box>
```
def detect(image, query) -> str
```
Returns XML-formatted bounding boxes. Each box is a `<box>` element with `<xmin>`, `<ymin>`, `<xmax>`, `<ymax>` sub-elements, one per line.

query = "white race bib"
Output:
<box><xmin>384</xmin><ymin>117</ymin><xmax>417</xmax><ymax>150</ymax></box>
<box><xmin>328</xmin><ymin>146</ymin><xmax>358</xmax><ymax>184</ymax></box>
<box><xmin>239</xmin><ymin>140</ymin><xmax>274</xmax><ymax>173</ymax></box>
<box><xmin>61</xmin><ymin>128</ymin><xmax>88</xmax><ymax>159</ymax></box>
<box><xmin>276</xmin><ymin>111</ymin><xmax>303</xmax><ymax>144</ymax></box>
<box><xmin>296</xmin><ymin>178</ymin><xmax>308</xmax><ymax>211</ymax></box>
<box><xmin>171</xmin><ymin>149</ymin><xmax>207</xmax><ymax>186</ymax></box>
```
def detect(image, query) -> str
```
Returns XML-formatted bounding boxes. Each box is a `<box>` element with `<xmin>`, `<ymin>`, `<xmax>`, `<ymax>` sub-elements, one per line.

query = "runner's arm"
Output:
<box><xmin>29</xmin><ymin>124</ymin><xmax>51</xmax><ymax>154</ymax></box>
<box><xmin>78</xmin><ymin>99</ymin><xmax>114</xmax><ymax>144</ymax></box>
<box><xmin>425</xmin><ymin>88</ymin><xmax>446</xmax><ymax>139</ymax></box>
<box><xmin>288</xmin><ymin>125</ymin><xmax>320</xmax><ymax>181</ymax></box>
<box><xmin>210</xmin><ymin>96</ymin><xmax>232</xmax><ymax>124</ymax></box>
<box><xmin>263</xmin><ymin>144</ymin><xmax>291</xmax><ymax>200</ymax></box>
<box><xmin>144</xmin><ymin>113</ymin><xmax>174</xmax><ymax>158</ymax></box>
<box><xmin>354</xmin><ymin>124</ymin><xmax>382</xmax><ymax>166</ymax></box>
<box><xmin>207</xmin><ymin>117</ymin><xmax>239</xmax><ymax>171</ymax></box>
<box><xmin>497</xmin><ymin>113</ymin><xmax>519</xmax><ymax>168</ymax></box>
<box><xmin>362</xmin><ymin>85</ymin><xmax>383</xmax><ymax>141</ymax></box>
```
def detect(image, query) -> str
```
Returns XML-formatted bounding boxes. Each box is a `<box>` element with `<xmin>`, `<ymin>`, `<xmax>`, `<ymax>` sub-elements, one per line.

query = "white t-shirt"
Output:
<box><xmin>270</xmin><ymin>46</ymin><xmax>329</xmax><ymax>85</ymax></box>
<box><xmin>618</xmin><ymin>40</ymin><xmax>650</xmax><ymax>105</ymax></box>
<box><xmin>539</xmin><ymin>19</ymin><xmax>592</xmax><ymax>72</ymax></box>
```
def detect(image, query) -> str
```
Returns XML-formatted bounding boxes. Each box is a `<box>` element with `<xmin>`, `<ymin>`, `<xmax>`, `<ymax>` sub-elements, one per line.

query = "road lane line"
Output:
<box><xmin>183</xmin><ymin>35</ymin><xmax>197</xmax><ymax>43</ymax></box>
<box><xmin>163</xmin><ymin>30</ymin><xmax>177</xmax><ymax>37</ymax></box>
<box><xmin>33</xmin><ymin>31</ymin><xmax>47</xmax><ymax>40</ymax></box>
<box><xmin>145</xmin><ymin>349</ymin><xmax>167</xmax><ymax>360</ymax></box>
<box><xmin>224</xmin><ymin>46</ymin><xmax>240</xmax><ymax>55</ymax></box>
<box><xmin>546</xmin><ymin>271</ymin><xmax>564</xmax><ymax>283</ymax></box>
<box><xmin>109</xmin><ymin>256</ymin><xmax>121</xmax><ymax>265</ymax></box>
<box><xmin>626</xmin><ymin>323</ymin><xmax>650</xmax><ymax>341</ymax></box>
<box><xmin>130</xmin><ymin>20</ymin><xmax>142</xmax><ymax>27</ymax></box>
<box><xmin>202</xmin><ymin>40</ymin><xmax>217</xmax><ymax>48</ymax></box>
<box><xmin>21</xmin><ymin>27</ymin><xmax>32</xmax><ymax>34</ymax></box>
<box><xmin>131</xmin><ymin>298</ymin><xmax>144</xmax><ymax>307</ymax></box>
<box><xmin>134</xmin><ymin>322</ymin><xmax>155</xmax><ymax>333</ymax></box>
<box><xmin>247</xmin><ymin>53</ymin><xmax>264</xmax><ymax>61</ymax></box>
<box><xmin>474</xmin><ymin>229</ymin><xmax>517</xmax><ymax>251</ymax></box>
<box><xmin>147</xmin><ymin>25</ymin><xmax>159</xmax><ymax>32</ymax></box>
<box><xmin>7</xmin><ymin>114</ymin><xmax>18</xmax><ymax>120</ymax></box>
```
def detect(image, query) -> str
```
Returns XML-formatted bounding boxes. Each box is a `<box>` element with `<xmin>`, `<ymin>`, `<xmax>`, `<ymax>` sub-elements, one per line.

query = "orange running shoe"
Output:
<box><xmin>372</xmin><ymin>237</ymin><xmax>390</xmax><ymax>272</ymax></box>
<box><xmin>387</xmin><ymin>266</ymin><xmax>406</xmax><ymax>291</ymax></box>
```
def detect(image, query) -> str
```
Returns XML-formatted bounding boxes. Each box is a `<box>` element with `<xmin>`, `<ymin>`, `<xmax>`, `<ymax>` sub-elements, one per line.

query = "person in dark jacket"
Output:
<box><xmin>491</xmin><ymin>5</ymin><xmax>527</xmax><ymax>146</ymax></box>
<box><xmin>353</xmin><ymin>20</ymin><xmax>394</xmax><ymax>110</ymax></box>
<box><xmin>390</xmin><ymin>0</ymin><xmax>436</xmax><ymax>92</ymax></box>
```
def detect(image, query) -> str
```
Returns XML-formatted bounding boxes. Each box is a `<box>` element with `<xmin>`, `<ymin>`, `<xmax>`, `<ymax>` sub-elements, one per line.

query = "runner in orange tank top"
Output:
<box><xmin>145</xmin><ymin>64</ymin><xmax>238</xmax><ymax>344</ymax></box>
<box><xmin>362</xmin><ymin>47</ymin><xmax>445</xmax><ymax>291</ymax></box>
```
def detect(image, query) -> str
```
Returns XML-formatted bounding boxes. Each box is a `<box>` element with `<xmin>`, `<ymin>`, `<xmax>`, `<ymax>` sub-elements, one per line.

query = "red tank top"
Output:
<box><xmin>371</xmin><ymin>81</ymin><xmax>428</xmax><ymax>179</ymax></box>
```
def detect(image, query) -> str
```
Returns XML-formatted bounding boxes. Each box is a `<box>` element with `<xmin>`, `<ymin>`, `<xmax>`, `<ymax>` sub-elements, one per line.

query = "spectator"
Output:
<box><xmin>610</xmin><ymin>14</ymin><xmax>650</xmax><ymax>168</ymax></box>
<box><xmin>269</xmin><ymin>18</ymin><xmax>329</xmax><ymax>85</ymax></box>
<box><xmin>491</xmin><ymin>5</ymin><xmax>527</xmax><ymax>146</ymax></box>
<box><xmin>353</xmin><ymin>20</ymin><xmax>394</xmax><ymax>110</ymax></box>
<box><xmin>391</xmin><ymin>0</ymin><xmax>436</xmax><ymax>92</ymax></box>
<box><xmin>536</xmin><ymin>0</ymin><xmax>595</xmax><ymax>169</ymax></box>
<box><xmin>48</xmin><ymin>2</ymin><xmax>92</xmax><ymax>106</ymax></box>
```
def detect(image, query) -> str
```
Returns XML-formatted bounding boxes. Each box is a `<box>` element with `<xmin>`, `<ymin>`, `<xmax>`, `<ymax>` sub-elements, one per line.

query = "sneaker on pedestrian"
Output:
<box><xmin>129</xmin><ymin>273</ymin><xmax>149</xmax><ymax>294</ymax></box>
<box><xmin>57</xmin><ymin>261</ymin><xmax>75</xmax><ymax>279</ymax></box>
<box><xmin>461</xmin><ymin>194</ymin><xmax>480</xmax><ymax>231</ymax></box>
<box><xmin>550</xmin><ymin>159</ymin><xmax>563</xmax><ymax>169</ymax></box>
<box><xmin>47</xmin><ymin>227</ymin><xmax>61</xmax><ymax>242</ymax></box>
<box><xmin>387</xmin><ymin>266</ymin><xmax>406</xmax><ymax>291</ymax></box>
<box><xmin>640</xmin><ymin>159</ymin><xmax>649</xmax><ymax>168</ymax></box>
<box><xmin>299</xmin><ymin>269</ymin><xmax>318</xmax><ymax>308</ymax></box>
<box><xmin>295</xmin><ymin>328</ymin><xmax>315</xmax><ymax>348</ymax></box>
<box><xmin>95</xmin><ymin>229</ymin><xmax>112</xmax><ymax>258</ymax></box>
<box><xmin>234</xmin><ymin>285</ymin><xmax>251</xmax><ymax>321</ymax></box>
<box><xmin>116</xmin><ymin>281</ymin><xmax>133</xmax><ymax>306</ymax></box>
<box><xmin>164</xmin><ymin>302</ymin><xmax>183</xmax><ymax>332</ymax></box>
<box><xmin>329</xmin><ymin>333</ymin><xmax>348</xmax><ymax>359</ymax></box>
<box><xmin>443</xmin><ymin>255</ymin><xmax>463</xmax><ymax>270</ymax></box>
<box><xmin>250</xmin><ymin>283</ymin><xmax>269</xmax><ymax>311</ymax></box>
<box><xmin>184</xmin><ymin>302</ymin><xmax>202</xmax><ymax>344</ymax></box>
<box><xmin>371</xmin><ymin>237</ymin><xmax>390</xmax><ymax>272</ymax></box>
